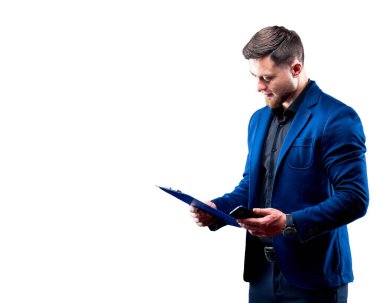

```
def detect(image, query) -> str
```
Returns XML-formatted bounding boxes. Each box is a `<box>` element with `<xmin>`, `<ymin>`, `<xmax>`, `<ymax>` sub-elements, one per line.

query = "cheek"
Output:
<box><xmin>268</xmin><ymin>82</ymin><xmax>281</xmax><ymax>94</ymax></box>
<box><xmin>270</xmin><ymin>79</ymin><xmax>294</xmax><ymax>95</ymax></box>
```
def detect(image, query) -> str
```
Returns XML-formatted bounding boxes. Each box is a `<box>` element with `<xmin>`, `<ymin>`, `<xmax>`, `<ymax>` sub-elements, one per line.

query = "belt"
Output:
<box><xmin>264</xmin><ymin>246</ymin><xmax>276</xmax><ymax>262</ymax></box>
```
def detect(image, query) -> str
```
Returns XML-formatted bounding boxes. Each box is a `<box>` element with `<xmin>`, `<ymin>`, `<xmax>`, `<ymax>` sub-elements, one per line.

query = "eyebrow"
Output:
<box><xmin>250</xmin><ymin>71</ymin><xmax>273</xmax><ymax>79</ymax></box>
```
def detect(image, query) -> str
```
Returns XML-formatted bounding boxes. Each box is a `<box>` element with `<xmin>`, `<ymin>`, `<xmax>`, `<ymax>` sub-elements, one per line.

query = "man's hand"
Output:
<box><xmin>238</xmin><ymin>208</ymin><xmax>286</xmax><ymax>237</ymax></box>
<box><xmin>190</xmin><ymin>201</ymin><xmax>217</xmax><ymax>227</ymax></box>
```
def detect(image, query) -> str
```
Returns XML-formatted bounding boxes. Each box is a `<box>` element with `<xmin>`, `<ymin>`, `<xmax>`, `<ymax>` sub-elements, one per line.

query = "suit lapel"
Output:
<box><xmin>276</xmin><ymin>83</ymin><xmax>320</xmax><ymax>171</ymax></box>
<box><xmin>251</xmin><ymin>107</ymin><xmax>272</xmax><ymax>169</ymax></box>
<box><xmin>248</xmin><ymin>107</ymin><xmax>272</xmax><ymax>208</ymax></box>
<box><xmin>276</xmin><ymin>109</ymin><xmax>312</xmax><ymax>171</ymax></box>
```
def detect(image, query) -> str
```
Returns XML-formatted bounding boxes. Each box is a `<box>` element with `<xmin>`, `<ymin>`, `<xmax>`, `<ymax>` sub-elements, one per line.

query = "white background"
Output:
<box><xmin>0</xmin><ymin>1</ymin><xmax>378</xmax><ymax>302</ymax></box>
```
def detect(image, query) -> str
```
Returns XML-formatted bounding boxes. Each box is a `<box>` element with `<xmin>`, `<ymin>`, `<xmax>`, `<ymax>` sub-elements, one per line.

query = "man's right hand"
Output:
<box><xmin>190</xmin><ymin>201</ymin><xmax>217</xmax><ymax>227</ymax></box>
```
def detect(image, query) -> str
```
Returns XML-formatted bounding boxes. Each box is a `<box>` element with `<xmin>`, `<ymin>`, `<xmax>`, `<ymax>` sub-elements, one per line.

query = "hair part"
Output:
<box><xmin>242</xmin><ymin>26</ymin><xmax>304</xmax><ymax>66</ymax></box>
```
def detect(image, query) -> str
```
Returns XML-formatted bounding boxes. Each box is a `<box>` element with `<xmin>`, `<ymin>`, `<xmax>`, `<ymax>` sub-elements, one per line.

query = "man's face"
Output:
<box><xmin>249</xmin><ymin>56</ymin><xmax>297</xmax><ymax>109</ymax></box>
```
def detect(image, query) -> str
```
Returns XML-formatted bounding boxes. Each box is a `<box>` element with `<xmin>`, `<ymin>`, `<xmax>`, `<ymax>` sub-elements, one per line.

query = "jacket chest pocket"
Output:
<box><xmin>287</xmin><ymin>138</ymin><xmax>314</xmax><ymax>169</ymax></box>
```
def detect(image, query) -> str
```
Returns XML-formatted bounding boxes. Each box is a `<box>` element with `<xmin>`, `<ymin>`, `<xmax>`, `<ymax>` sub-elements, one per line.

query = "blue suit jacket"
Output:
<box><xmin>212</xmin><ymin>81</ymin><xmax>369</xmax><ymax>289</ymax></box>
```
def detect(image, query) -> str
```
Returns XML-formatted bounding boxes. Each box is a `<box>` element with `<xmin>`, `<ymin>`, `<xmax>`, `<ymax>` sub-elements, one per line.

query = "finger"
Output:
<box><xmin>197</xmin><ymin>217</ymin><xmax>215</xmax><ymax>227</ymax></box>
<box><xmin>239</xmin><ymin>223</ymin><xmax>255</xmax><ymax>231</ymax></box>
<box><xmin>252</xmin><ymin>208</ymin><xmax>271</xmax><ymax>216</ymax></box>
<box><xmin>238</xmin><ymin>220</ymin><xmax>260</xmax><ymax>228</ymax></box>
<box><xmin>197</xmin><ymin>207</ymin><xmax>206</xmax><ymax>214</ymax></box>
<box><xmin>240</xmin><ymin>223</ymin><xmax>263</xmax><ymax>235</ymax></box>
<box><xmin>190</xmin><ymin>212</ymin><xmax>199</xmax><ymax>219</ymax></box>
<box><xmin>203</xmin><ymin>216</ymin><xmax>216</xmax><ymax>224</ymax></box>
<box><xmin>248</xmin><ymin>229</ymin><xmax>264</xmax><ymax>237</ymax></box>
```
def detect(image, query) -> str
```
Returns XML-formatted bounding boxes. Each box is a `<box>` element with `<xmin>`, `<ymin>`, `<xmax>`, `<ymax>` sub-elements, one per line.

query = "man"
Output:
<box><xmin>190</xmin><ymin>26</ymin><xmax>369</xmax><ymax>303</ymax></box>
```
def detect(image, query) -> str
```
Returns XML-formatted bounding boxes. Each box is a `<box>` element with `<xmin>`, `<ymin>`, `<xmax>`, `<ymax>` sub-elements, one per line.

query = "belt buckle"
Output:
<box><xmin>264</xmin><ymin>246</ymin><xmax>276</xmax><ymax>262</ymax></box>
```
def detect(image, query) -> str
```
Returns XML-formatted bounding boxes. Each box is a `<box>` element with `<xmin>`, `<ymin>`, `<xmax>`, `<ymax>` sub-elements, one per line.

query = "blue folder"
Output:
<box><xmin>157</xmin><ymin>185</ymin><xmax>240</xmax><ymax>228</ymax></box>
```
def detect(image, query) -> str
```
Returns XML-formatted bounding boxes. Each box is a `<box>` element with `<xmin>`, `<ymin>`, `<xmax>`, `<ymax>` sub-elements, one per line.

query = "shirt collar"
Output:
<box><xmin>271</xmin><ymin>79</ymin><xmax>312</xmax><ymax>120</ymax></box>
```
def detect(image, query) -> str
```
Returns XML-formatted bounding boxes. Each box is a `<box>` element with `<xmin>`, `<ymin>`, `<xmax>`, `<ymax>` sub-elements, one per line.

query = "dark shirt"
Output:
<box><xmin>258</xmin><ymin>80</ymin><xmax>312</xmax><ymax>243</ymax></box>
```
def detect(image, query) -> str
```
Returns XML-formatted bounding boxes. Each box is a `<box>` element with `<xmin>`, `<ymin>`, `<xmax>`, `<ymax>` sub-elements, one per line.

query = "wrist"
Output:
<box><xmin>282</xmin><ymin>214</ymin><xmax>297</xmax><ymax>237</ymax></box>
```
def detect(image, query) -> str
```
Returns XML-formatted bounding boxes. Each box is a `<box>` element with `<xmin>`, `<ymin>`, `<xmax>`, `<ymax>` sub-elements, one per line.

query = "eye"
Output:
<box><xmin>262</xmin><ymin>76</ymin><xmax>272</xmax><ymax>83</ymax></box>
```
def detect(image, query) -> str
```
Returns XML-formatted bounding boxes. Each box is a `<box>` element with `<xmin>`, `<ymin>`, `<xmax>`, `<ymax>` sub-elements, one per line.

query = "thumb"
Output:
<box><xmin>252</xmin><ymin>208</ymin><xmax>271</xmax><ymax>216</ymax></box>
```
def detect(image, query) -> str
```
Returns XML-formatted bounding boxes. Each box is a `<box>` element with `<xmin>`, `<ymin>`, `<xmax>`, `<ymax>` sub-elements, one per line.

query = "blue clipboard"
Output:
<box><xmin>157</xmin><ymin>185</ymin><xmax>240</xmax><ymax>228</ymax></box>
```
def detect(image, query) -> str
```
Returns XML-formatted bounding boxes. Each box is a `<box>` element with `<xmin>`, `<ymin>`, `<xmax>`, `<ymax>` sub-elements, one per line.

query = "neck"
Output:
<box><xmin>282</xmin><ymin>73</ymin><xmax>309</xmax><ymax>110</ymax></box>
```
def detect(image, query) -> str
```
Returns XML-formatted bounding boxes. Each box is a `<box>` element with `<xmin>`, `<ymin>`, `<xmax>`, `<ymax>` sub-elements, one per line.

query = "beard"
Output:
<box><xmin>265</xmin><ymin>92</ymin><xmax>292</xmax><ymax>109</ymax></box>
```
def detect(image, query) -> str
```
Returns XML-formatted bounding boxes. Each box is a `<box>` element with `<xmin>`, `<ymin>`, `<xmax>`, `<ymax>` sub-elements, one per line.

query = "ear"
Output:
<box><xmin>291</xmin><ymin>62</ymin><xmax>302</xmax><ymax>78</ymax></box>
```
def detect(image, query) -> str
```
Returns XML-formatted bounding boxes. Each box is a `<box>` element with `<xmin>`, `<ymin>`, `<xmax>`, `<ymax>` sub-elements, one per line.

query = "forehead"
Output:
<box><xmin>249</xmin><ymin>57</ymin><xmax>284</xmax><ymax>76</ymax></box>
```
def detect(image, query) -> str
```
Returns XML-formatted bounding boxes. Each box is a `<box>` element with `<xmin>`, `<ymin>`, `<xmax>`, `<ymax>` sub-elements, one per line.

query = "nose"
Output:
<box><xmin>256</xmin><ymin>79</ymin><xmax>267</xmax><ymax>92</ymax></box>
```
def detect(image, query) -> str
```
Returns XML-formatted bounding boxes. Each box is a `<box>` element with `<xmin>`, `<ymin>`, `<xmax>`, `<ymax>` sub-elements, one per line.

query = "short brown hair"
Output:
<box><xmin>242</xmin><ymin>26</ymin><xmax>304</xmax><ymax>66</ymax></box>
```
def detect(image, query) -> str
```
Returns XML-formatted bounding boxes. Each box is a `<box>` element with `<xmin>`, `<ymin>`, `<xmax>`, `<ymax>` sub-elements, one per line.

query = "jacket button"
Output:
<box><xmin>308</xmin><ymin>227</ymin><xmax>318</xmax><ymax>235</ymax></box>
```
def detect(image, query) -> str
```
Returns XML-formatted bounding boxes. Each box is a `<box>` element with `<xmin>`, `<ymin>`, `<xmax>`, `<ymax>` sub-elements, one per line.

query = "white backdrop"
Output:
<box><xmin>0</xmin><ymin>1</ymin><xmax>378</xmax><ymax>302</ymax></box>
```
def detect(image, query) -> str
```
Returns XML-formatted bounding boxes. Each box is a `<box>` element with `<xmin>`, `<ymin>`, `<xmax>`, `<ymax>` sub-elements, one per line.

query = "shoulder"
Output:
<box><xmin>308</xmin><ymin>82</ymin><xmax>361</xmax><ymax>119</ymax></box>
<box><xmin>313</xmin><ymin>91</ymin><xmax>366</xmax><ymax>145</ymax></box>
<box><xmin>248</xmin><ymin>106</ymin><xmax>269</xmax><ymax>126</ymax></box>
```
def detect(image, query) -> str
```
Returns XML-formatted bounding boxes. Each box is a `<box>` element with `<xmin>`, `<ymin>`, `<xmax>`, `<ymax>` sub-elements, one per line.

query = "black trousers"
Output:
<box><xmin>248</xmin><ymin>261</ymin><xmax>348</xmax><ymax>303</ymax></box>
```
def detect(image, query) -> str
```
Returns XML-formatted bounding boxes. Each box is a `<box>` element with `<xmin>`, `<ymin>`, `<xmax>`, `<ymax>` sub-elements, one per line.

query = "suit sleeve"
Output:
<box><xmin>208</xmin><ymin>113</ymin><xmax>259</xmax><ymax>230</ymax></box>
<box><xmin>293</xmin><ymin>105</ymin><xmax>369</xmax><ymax>242</ymax></box>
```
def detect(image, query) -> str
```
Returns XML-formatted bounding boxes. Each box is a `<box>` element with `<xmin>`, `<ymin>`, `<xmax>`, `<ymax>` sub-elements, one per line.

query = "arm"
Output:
<box><xmin>237</xmin><ymin>105</ymin><xmax>369</xmax><ymax>239</ymax></box>
<box><xmin>210</xmin><ymin>111</ymin><xmax>260</xmax><ymax>214</ymax></box>
<box><xmin>189</xmin><ymin>111</ymin><xmax>260</xmax><ymax>230</ymax></box>
<box><xmin>293</xmin><ymin>106</ymin><xmax>369</xmax><ymax>242</ymax></box>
